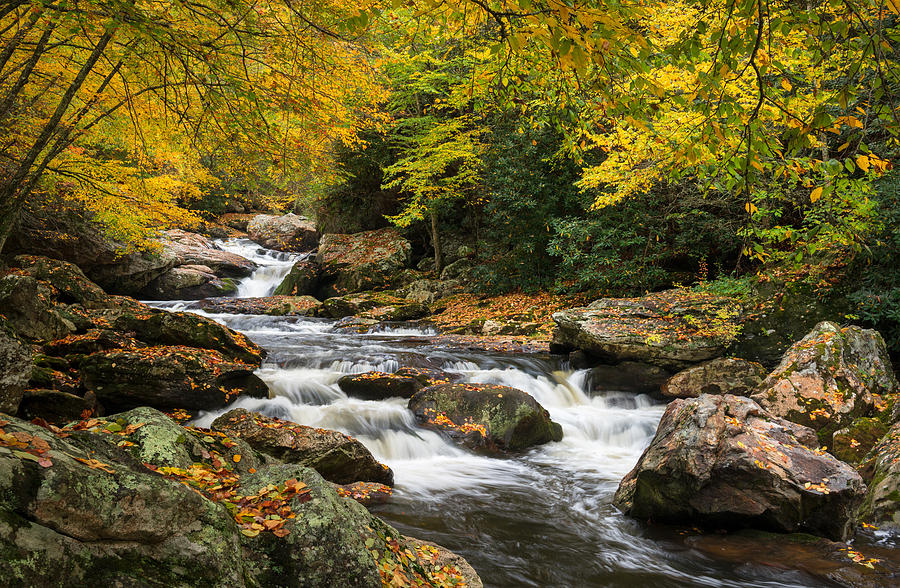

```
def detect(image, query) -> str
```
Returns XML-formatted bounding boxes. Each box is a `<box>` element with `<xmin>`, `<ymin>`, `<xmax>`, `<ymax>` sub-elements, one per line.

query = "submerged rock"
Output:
<box><xmin>248</xmin><ymin>213</ymin><xmax>318</xmax><ymax>252</ymax></box>
<box><xmin>662</xmin><ymin>357</ymin><xmax>767</xmax><ymax>399</ymax></box>
<box><xmin>751</xmin><ymin>322</ymin><xmax>897</xmax><ymax>447</ymax></box>
<box><xmin>408</xmin><ymin>383</ymin><xmax>563</xmax><ymax>452</ymax></box>
<box><xmin>552</xmin><ymin>290</ymin><xmax>742</xmax><ymax>369</ymax></box>
<box><xmin>338</xmin><ymin>368</ymin><xmax>455</xmax><ymax>400</ymax></box>
<box><xmin>211</xmin><ymin>408</ymin><xmax>393</xmax><ymax>486</ymax></box>
<box><xmin>614</xmin><ymin>394</ymin><xmax>866</xmax><ymax>541</ymax></box>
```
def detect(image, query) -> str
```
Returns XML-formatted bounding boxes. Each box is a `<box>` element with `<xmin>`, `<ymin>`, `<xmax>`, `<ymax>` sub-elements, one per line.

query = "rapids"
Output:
<box><xmin>146</xmin><ymin>238</ymin><xmax>853</xmax><ymax>587</ymax></box>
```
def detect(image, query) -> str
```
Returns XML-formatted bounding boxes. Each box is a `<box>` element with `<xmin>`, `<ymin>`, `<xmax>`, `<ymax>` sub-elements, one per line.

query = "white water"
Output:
<box><xmin>215</xmin><ymin>237</ymin><xmax>305</xmax><ymax>297</ymax></box>
<box><xmin>148</xmin><ymin>240</ymin><xmax>829</xmax><ymax>588</ymax></box>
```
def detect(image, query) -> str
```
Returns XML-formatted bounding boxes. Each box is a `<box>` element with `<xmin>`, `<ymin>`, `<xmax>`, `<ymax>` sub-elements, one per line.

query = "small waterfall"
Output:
<box><xmin>215</xmin><ymin>237</ymin><xmax>306</xmax><ymax>298</ymax></box>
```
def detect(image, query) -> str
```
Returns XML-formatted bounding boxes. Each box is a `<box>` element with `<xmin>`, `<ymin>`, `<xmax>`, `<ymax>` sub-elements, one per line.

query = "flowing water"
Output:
<box><xmin>147</xmin><ymin>238</ymin><xmax>888</xmax><ymax>587</ymax></box>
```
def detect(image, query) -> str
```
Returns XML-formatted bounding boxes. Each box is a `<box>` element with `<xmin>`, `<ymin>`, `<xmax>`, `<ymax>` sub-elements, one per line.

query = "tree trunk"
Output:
<box><xmin>430</xmin><ymin>209</ymin><xmax>442</xmax><ymax>275</ymax></box>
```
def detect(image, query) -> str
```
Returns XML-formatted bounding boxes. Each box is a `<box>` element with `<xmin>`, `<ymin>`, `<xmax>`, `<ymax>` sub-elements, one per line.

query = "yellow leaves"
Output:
<box><xmin>780</xmin><ymin>78</ymin><xmax>792</xmax><ymax>92</ymax></box>
<box><xmin>745</xmin><ymin>201</ymin><xmax>758</xmax><ymax>215</ymax></box>
<box><xmin>810</xmin><ymin>186</ymin><xmax>823</xmax><ymax>203</ymax></box>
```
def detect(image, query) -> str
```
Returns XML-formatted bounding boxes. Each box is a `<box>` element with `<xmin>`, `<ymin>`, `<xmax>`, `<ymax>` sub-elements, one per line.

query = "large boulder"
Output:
<box><xmin>614</xmin><ymin>394</ymin><xmax>866</xmax><ymax>541</ymax></box>
<box><xmin>0</xmin><ymin>409</ymin><xmax>476</xmax><ymax>587</ymax></box>
<box><xmin>0</xmin><ymin>273</ymin><xmax>74</xmax><ymax>341</ymax></box>
<box><xmin>589</xmin><ymin>361</ymin><xmax>671</xmax><ymax>395</ymax></box>
<box><xmin>140</xmin><ymin>265</ymin><xmax>238</xmax><ymax>300</ymax></box>
<box><xmin>751</xmin><ymin>322</ymin><xmax>897</xmax><ymax>447</ymax></box>
<box><xmin>408</xmin><ymin>383</ymin><xmax>563</xmax><ymax>452</ymax></box>
<box><xmin>79</xmin><ymin>346</ymin><xmax>269</xmax><ymax>412</ymax></box>
<box><xmin>552</xmin><ymin>290</ymin><xmax>742</xmax><ymax>369</ymax></box>
<box><xmin>858</xmin><ymin>422</ymin><xmax>900</xmax><ymax>530</ymax></box>
<box><xmin>247</xmin><ymin>213</ymin><xmax>318</xmax><ymax>252</ymax></box>
<box><xmin>662</xmin><ymin>358</ymin><xmax>767</xmax><ymax>399</ymax></box>
<box><xmin>316</xmin><ymin>228</ymin><xmax>412</xmax><ymax>296</ymax></box>
<box><xmin>211</xmin><ymin>409</ymin><xmax>393</xmax><ymax>486</ymax></box>
<box><xmin>0</xmin><ymin>318</ymin><xmax>31</xmax><ymax>414</ymax></box>
<box><xmin>338</xmin><ymin>368</ymin><xmax>456</xmax><ymax>401</ymax></box>
<box><xmin>161</xmin><ymin>229</ymin><xmax>256</xmax><ymax>277</ymax></box>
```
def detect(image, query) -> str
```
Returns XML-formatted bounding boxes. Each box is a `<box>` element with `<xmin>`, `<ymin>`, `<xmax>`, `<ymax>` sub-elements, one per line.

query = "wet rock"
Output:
<box><xmin>0</xmin><ymin>317</ymin><xmax>31</xmax><ymax>414</ymax></box>
<box><xmin>161</xmin><ymin>229</ymin><xmax>256</xmax><ymax>277</ymax></box>
<box><xmin>858</xmin><ymin>422</ymin><xmax>900</xmax><ymax>530</ymax></box>
<box><xmin>331</xmin><ymin>316</ymin><xmax>381</xmax><ymax>333</ymax></box>
<box><xmin>140</xmin><ymin>265</ymin><xmax>237</xmax><ymax>300</ymax></box>
<box><xmin>662</xmin><ymin>358</ymin><xmax>767</xmax><ymax>399</ymax></box>
<box><xmin>552</xmin><ymin>290</ymin><xmax>742</xmax><ymax>369</ymax></box>
<box><xmin>481</xmin><ymin>319</ymin><xmax>541</xmax><ymax>336</ymax></box>
<box><xmin>320</xmin><ymin>292</ymin><xmax>429</xmax><ymax>321</ymax></box>
<box><xmin>274</xmin><ymin>259</ymin><xmax>320</xmax><ymax>296</ymax></box>
<box><xmin>196</xmin><ymin>295</ymin><xmax>322</xmax><ymax>316</ymax></box>
<box><xmin>80</xmin><ymin>346</ymin><xmax>268</xmax><ymax>413</ymax></box>
<box><xmin>338</xmin><ymin>368</ymin><xmax>455</xmax><ymax>401</ymax></box>
<box><xmin>589</xmin><ymin>361</ymin><xmax>671</xmax><ymax>395</ymax></box>
<box><xmin>211</xmin><ymin>409</ymin><xmax>393</xmax><ymax>486</ymax></box>
<box><xmin>614</xmin><ymin>394</ymin><xmax>866</xmax><ymax>541</ymax></box>
<box><xmin>247</xmin><ymin>213</ymin><xmax>318</xmax><ymax>252</ymax></box>
<box><xmin>751</xmin><ymin>322</ymin><xmax>897</xmax><ymax>447</ymax></box>
<box><xmin>408</xmin><ymin>383</ymin><xmax>563</xmax><ymax>452</ymax></box>
<box><xmin>317</xmin><ymin>228</ymin><xmax>412</xmax><ymax>295</ymax></box>
<box><xmin>832</xmin><ymin>418</ymin><xmax>888</xmax><ymax>465</ymax></box>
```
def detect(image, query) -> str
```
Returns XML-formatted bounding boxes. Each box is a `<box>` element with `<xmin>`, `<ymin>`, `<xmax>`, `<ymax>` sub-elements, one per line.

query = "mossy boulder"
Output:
<box><xmin>211</xmin><ymin>409</ymin><xmax>393</xmax><ymax>486</ymax></box>
<box><xmin>316</xmin><ymin>228</ymin><xmax>412</xmax><ymax>296</ymax></box>
<box><xmin>17</xmin><ymin>389</ymin><xmax>98</xmax><ymax>425</ymax></box>
<box><xmin>551</xmin><ymin>289</ymin><xmax>742</xmax><ymax>369</ymax></box>
<box><xmin>614</xmin><ymin>394</ymin><xmax>866</xmax><ymax>541</ymax></box>
<box><xmin>832</xmin><ymin>417</ymin><xmax>888</xmax><ymax>465</ymax></box>
<box><xmin>320</xmin><ymin>291</ymin><xmax>429</xmax><ymax>321</ymax></box>
<box><xmin>751</xmin><ymin>322</ymin><xmax>897</xmax><ymax>448</ymax></box>
<box><xmin>0</xmin><ymin>273</ymin><xmax>74</xmax><ymax>341</ymax></box>
<box><xmin>858</xmin><ymin>422</ymin><xmax>900</xmax><ymax>530</ymax></box>
<box><xmin>338</xmin><ymin>368</ymin><xmax>456</xmax><ymax>401</ymax></box>
<box><xmin>273</xmin><ymin>259</ymin><xmax>320</xmax><ymax>296</ymax></box>
<box><xmin>589</xmin><ymin>361</ymin><xmax>671</xmax><ymax>395</ymax></box>
<box><xmin>140</xmin><ymin>265</ymin><xmax>238</xmax><ymax>300</ymax></box>
<box><xmin>661</xmin><ymin>357</ymin><xmax>767</xmax><ymax>399</ymax></box>
<box><xmin>408</xmin><ymin>383</ymin><xmax>563</xmax><ymax>452</ymax></box>
<box><xmin>0</xmin><ymin>317</ymin><xmax>31</xmax><ymax>415</ymax></box>
<box><xmin>80</xmin><ymin>346</ymin><xmax>268</xmax><ymax>413</ymax></box>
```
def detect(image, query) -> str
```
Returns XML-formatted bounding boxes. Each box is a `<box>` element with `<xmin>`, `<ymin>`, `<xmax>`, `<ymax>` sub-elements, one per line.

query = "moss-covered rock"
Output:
<box><xmin>140</xmin><ymin>265</ymin><xmax>238</xmax><ymax>300</ymax></box>
<box><xmin>832</xmin><ymin>417</ymin><xmax>888</xmax><ymax>465</ymax></box>
<box><xmin>80</xmin><ymin>346</ymin><xmax>268</xmax><ymax>413</ymax></box>
<box><xmin>751</xmin><ymin>322</ymin><xmax>898</xmax><ymax>449</ymax></box>
<box><xmin>197</xmin><ymin>295</ymin><xmax>322</xmax><ymax>317</ymax></box>
<box><xmin>316</xmin><ymin>228</ymin><xmax>412</xmax><ymax>296</ymax></box>
<box><xmin>211</xmin><ymin>409</ymin><xmax>393</xmax><ymax>486</ymax></box>
<box><xmin>320</xmin><ymin>291</ymin><xmax>429</xmax><ymax>321</ymax></box>
<box><xmin>408</xmin><ymin>383</ymin><xmax>563</xmax><ymax>452</ymax></box>
<box><xmin>614</xmin><ymin>394</ymin><xmax>866</xmax><ymax>541</ymax></box>
<box><xmin>0</xmin><ymin>273</ymin><xmax>74</xmax><ymax>341</ymax></box>
<box><xmin>273</xmin><ymin>259</ymin><xmax>320</xmax><ymax>296</ymax></box>
<box><xmin>858</xmin><ymin>422</ymin><xmax>900</xmax><ymax>530</ymax></box>
<box><xmin>551</xmin><ymin>289</ymin><xmax>742</xmax><ymax>369</ymax></box>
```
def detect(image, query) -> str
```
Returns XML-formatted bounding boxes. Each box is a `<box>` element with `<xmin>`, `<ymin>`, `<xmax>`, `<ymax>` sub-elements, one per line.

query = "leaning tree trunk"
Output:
<box><xmin>430</xmin><ymin>209</ymin><xmax>442</xmax><ymax>275</ymax></box>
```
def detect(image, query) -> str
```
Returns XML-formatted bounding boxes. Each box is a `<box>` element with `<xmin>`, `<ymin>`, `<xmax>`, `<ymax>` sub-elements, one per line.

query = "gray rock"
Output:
<box><xmin>614</xmin><ymin>394</ymin><xmax>866</xmax><ymax>541</ymax></box>
<box><xmin>662</xmin><ymin>357</ymin><xmax>767</xmax><ymax>399</ymax></box>
<box><xmin>0</xmin><ymin>317</ymin><xmax>31</xmax><ymax>414</ymax></box>
<box><xmin>248</xmin><ymin>213</ymin><xmax>318</xmax><ymax>252</ymax></box>
<box><xmin>316</xmin><ymin>228</ymin><xmax>411</xmax><ymax>295</ymax></box>
<box><xmin>858</xmin><ymin>422</ymin><xmax>900</xmax><ymax>530</ymax></box>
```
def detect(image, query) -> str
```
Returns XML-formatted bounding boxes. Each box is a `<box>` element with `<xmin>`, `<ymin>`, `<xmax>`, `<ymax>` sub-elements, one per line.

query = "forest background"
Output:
<box><xmin>2</xmin><ymin>0</ymin><xmax>900</xmax><ymax>354</ymax></box>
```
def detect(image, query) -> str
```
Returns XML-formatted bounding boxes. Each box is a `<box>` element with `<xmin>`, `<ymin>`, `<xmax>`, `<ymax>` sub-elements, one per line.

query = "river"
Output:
<box><xmin>148</xmin><ymin>238</ymin><xmax>885</xmax><ymax>587</ymax></box>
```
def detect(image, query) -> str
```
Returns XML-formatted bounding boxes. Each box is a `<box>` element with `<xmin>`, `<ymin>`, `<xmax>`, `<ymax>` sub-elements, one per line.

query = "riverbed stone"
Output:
<box><xmin>751</xmin><ymin>322</ymin><xmax>897</xmax><ymax>447</ymax></box>
<box><xmin>196</xmin><ymin>295</ymin><xmax>321</xmax><ymax>316</ymax></box>
<box><xmin>320</xmin><ymin>292</ymin><xmax>429</xmax><ymax>321</ymax></box>
<box><xmin>274</xmin><ymin>259</ymin><xmax>320</xmax><ymax>296</ymax></box>
<box><xmin>614</xmin><ymin>394</ymin><xmax>866</xmax><ymax>541</ymax></box>
<box><xmin>589</xmin><ymin>361</ymin><xmax>671</xmax><ymax>395</ymax></box>
<box><xmin>161</xmin><ymin>229</ymin><xmax>256</xmax><ymax>277</ymax></box>
<box><xmin>211</xmin><ymin>409</ymin><xmax>393</xmax><ymax>486</ymax></box>
<box><xmin>140</xmin><ymin>265</ymin><xmax>238</xmax><ymax>300</ymax></box>
<box><xmin>80</xmin><ymin>346</ymin><xmax>268</xmax><ymax>412</ymax></box>
<box><xmin>552</xmin><ymin>290</ymin><xmax>742</xmax><ymax>369</ymax></box>
<box><xmin>408</xmin><ymin>383</ymin><xmax>563</xmax><ymax>452</ymax></box>
<box><xmin>662</xmin><ymin>357</ymin><xmax>767</xmax><ymax>399</ymax></box>
<box><xmin>248</xmin><ymin>213</ymin><xmax>318</xmax><ymax>252</ymax></box>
